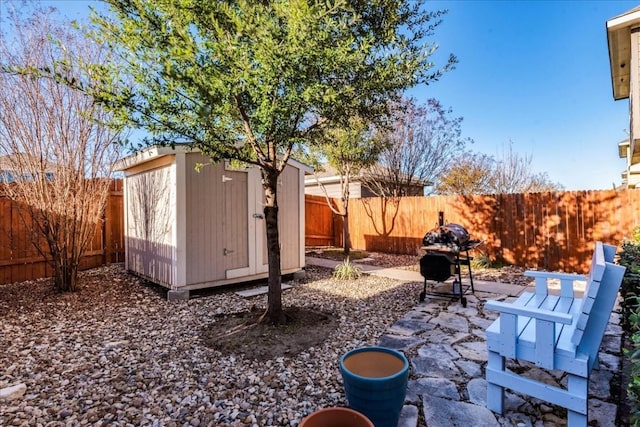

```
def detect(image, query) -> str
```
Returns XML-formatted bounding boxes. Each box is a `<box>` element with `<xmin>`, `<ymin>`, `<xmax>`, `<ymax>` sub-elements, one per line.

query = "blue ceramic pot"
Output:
<box><xmin>339</xmin><ymin>346</ymin><xmax>409</xmax><ymax>427</ymax></box>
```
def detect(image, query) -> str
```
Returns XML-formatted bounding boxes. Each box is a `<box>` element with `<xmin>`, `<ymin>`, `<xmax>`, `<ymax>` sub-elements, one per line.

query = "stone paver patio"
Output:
<box><xmin>307</xmin><ymin>257</ymin><xmax>623</xmax><ymax>427</ymax></box>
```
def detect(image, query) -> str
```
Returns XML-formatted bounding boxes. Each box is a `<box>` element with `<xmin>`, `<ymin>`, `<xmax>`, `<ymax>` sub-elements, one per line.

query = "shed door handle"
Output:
<box><xmin>253</xmin><ymin>213</ymin><xmax>264</xmax><ymax>219</ymax></box>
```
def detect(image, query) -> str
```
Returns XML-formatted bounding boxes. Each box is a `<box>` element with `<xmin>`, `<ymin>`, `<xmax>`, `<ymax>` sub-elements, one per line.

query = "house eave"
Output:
<box><xmin>607</xmin><ymin>9</ymin><xmax>640</xmax><ymax>100</ymax></box>
<box><xmin>619</xmin><ymin>139</ymin><xmax>630</xmax><ymax>158</ymax></box>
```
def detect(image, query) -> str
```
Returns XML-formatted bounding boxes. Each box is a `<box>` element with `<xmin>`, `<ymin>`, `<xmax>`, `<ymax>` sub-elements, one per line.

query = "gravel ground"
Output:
<box><xmin>0</xmin><ymin>263</ymin><xmax>426</xmax><ymax>426</ymax></box>
<box><xmin>309</xmin><ymin>249</ymin><xmax>532</xmax><ymax>286</ymax></box>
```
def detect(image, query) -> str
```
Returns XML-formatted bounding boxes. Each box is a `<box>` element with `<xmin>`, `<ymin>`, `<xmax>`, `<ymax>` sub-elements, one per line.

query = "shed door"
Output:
<box><xmin>224</xmin><ymin>165</ymin><xmax>269</xmax><ymax>279</ymax></box>
<box><xmin>223</xmin><ymin>169</ymin><xmax>250</xmax><ymax>278</ymax></box>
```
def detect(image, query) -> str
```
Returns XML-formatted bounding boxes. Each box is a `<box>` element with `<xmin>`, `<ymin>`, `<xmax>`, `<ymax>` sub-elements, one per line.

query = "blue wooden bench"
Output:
<box><xmin>484</xmin><ymin>242</ymin><xmax>625</xmax><ymax>427</ymax></box>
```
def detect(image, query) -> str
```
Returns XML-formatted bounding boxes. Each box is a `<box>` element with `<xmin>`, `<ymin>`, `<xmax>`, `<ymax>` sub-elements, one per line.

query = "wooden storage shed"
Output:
<box><xmin>114</xmin><ymin>145</ymin><xmax>311</xmax><ymax>296</ymax></box>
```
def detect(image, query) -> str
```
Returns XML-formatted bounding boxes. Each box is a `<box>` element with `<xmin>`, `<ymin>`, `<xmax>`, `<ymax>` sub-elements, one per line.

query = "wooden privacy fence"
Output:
<box><xmin>4</xmin><ymin>185</ymin><xmax>640</xmax><ymax>284</ymax></box>
<box><xmin>0</xmin><ymin>180</ymin><xmax>124</xmax><ymax>285</ymax></box>
<box><xmin>305</xmin><ymin>189</ymin><xmax>640</xmax><ymax>274</ymax></box>
<box><xmin>305</xmin><ymin>194</ymin><xmax>340</xmax><ymax>247</ymax></box>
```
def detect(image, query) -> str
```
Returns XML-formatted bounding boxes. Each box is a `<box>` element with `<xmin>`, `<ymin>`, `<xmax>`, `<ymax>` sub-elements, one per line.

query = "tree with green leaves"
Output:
<box><xmin>307</xmin><ymin>117</ymin><xmax>387</xmax><ymax>256</ymax></box>
<box><xmin>435</xmin><ymin>152</ymin><xmax>495</xmax><ymax>195</ymax></box>
<box><xmin>87</xmin><ymin>0</ymin><xmax>455</xmax><ymax>323</ymax></box>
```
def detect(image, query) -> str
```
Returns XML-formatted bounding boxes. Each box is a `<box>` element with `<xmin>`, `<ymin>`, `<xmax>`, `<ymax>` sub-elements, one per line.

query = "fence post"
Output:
<box><xmin>103</xmin><ymin>188</ymin><xmax>112</xmax><ymax>265</ymax></box>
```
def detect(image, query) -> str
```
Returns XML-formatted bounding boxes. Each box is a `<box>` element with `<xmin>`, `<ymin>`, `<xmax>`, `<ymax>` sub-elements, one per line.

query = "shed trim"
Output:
<box><xmin>174</xmin><ymin>151</ymin><xmax>188</xmax><ymax>288</ymax></box>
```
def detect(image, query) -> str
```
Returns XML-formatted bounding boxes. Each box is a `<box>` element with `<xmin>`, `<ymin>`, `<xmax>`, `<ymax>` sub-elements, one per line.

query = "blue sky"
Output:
<box><xmin>3</xmin><ymin>0</ymin><xmax>638</xmax><ymax>190</ymax></box>
<box><xmin>412</xmin><ymin>0</ymin><xmax>640</xmax><ymax>190</ymax></box>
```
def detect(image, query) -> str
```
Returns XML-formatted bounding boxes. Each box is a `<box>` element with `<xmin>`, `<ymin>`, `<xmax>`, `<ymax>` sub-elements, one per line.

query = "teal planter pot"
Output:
<box><xmin>339</xmin><ymin>346</ymin><xmax>409</xmax><ymax>427</ymax></box>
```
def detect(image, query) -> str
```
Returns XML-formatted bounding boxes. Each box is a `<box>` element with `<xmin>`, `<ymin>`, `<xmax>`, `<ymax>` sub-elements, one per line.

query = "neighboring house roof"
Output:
<box><xmin>607</xmin><ymin>6</ymin><xmax>640</xmax><ymax>100</ymax></box>
<box><xmin>0</xmin><ymin>154</ymin><xmax>56</xmax><ymax>183</ymax></box>
<box><xmin>304</xmin><ymin>163</ymin><xmax>430</xmax><ymax>186</ymax></box>
<box><xmin>306</xmin><ymin>164</ymin><xmax>360</xmax><ymax>185</ymax></box>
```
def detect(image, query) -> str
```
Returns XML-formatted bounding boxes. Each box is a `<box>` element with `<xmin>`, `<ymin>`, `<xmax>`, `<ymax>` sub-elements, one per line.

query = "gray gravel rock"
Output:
<box><xmin>0</xmin><ymin>264</ymin><xmax>425</xmax><ymax>426</ymax></box>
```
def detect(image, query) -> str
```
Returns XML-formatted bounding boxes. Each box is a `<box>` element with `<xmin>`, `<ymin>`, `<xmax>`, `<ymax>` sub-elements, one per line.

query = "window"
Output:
<box><xmin>0</xmin><ymin>171</ymin><xmax>15</xmax><ymax>183</ymax></box>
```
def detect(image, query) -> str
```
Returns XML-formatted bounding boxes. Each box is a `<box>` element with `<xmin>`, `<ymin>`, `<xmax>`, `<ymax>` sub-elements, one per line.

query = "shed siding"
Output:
<box><xmin>280</xmin><ymin>165</ymin><xmax>300</xmax><ymax>270</ymax></box>
<box><xmin>125</xmin><ymin>164</ymin><xmax>175</xmax><ymax>286</ymax></box>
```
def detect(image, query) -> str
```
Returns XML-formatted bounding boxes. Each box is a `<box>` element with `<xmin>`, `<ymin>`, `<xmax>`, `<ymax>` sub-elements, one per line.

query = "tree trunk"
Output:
<box><xmin>51</xmin><ymin>252</ymin><xmax>78</xmax><ymax>293</ymax></box>
<box><xmin>342</xmin><ymin>212</ymin><xmax>351</xmax><ymax>256</ymax></box>
<box><xmin>341</xmin><ymin>194</ymin><xmax>351</xmax><ymax>256</ymax></box>
<box><xmin>263</xmin><ymin>173</ymin><xmax>285</xmax><ymax>324</ymax></box>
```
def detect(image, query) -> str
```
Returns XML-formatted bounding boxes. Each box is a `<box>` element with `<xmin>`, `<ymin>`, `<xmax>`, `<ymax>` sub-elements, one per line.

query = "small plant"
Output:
<box><xmin>333</xmin><ymin>258</ymin><xmax>362</xmax><ymax>280</ymax></box>
<box><xmin>470</xmin><ymin>252</ymin><xmax>492</xmax><ymax>269</ymax></box>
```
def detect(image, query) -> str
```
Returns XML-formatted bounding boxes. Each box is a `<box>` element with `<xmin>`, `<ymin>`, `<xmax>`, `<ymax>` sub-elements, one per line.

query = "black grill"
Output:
<box><xmin>419</xmin><ymin>223</ymin><xmax>482</xmax><ymax>307</ymax></box>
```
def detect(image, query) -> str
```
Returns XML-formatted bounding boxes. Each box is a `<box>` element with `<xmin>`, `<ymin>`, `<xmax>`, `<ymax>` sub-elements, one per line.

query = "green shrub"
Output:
<box><xmin>626</xmin><ymin>298</ymin><xmax>640</xmax><ymax>425</ymax></box>
<box><xmin>619</xmin><ymin>241</ymin><xmax>640</xmax><ymax>326</ymax></box>
<box><xmin>333</xmin><ymin>259</ymin><xmax>362</xmax><ymax>280</ymax></box>
<box><xmin>618</xmin><ymin>236</ymin><xmax>640</xmax><ymax>425</ymax></box>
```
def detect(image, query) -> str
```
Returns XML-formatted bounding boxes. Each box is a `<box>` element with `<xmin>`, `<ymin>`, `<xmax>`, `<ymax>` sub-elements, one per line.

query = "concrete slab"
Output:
<box><xmin>235</xmin><ymin>284</ymin><xmax>292</xmax><ymax>297</ymax></box>
<box><xmin>167</xmin><ymin>289</ymin><xmax>189</xmax><ymax>301</ymax></box>
<box><xmin>367</xmin><ymin>267</ymin><xmax>422</xmax><ymax>281</ymax></box>
<box><xmin>473</xmin><ymin>280</ymin><xmax>527</xmax><ymax>297</ymax></box>
<box><xmin>305</xmin><ymin>256</ymin><xmax>340</xmax><ymax>269</ymax></box>
<box><xmin>306</xmin><ymin>256</ymin><xmax>527</xmax><ymax>297</ymax></box>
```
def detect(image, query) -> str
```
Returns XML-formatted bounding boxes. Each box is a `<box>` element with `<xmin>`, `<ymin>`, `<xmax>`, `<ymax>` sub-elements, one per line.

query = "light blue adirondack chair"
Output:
<box><xmin>485</xmin><ymin>242</ymin><xmax>625</xmax><ymax>427</ymax></box>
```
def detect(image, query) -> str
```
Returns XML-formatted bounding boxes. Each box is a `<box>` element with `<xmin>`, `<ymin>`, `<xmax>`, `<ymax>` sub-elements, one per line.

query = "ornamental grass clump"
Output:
<box><xmin>333</xmin><ymin>259</ymin><xmax>362</xmax><ymax>280</ymax></box>
<box><xmin>470</xmin><ymin>252</ymin><xmax>492</xmax><ymax>269</ymax></box>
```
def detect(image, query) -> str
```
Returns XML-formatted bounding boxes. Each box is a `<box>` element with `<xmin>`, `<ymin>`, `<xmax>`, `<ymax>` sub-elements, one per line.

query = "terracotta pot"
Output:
<box><xmin>299</xmin><ymin>407</ymin><xmax>374</xmax><ymax>427</ymax></box>
<box><xmin>339</xmin><ymin>346</ymin><xmax>409</xmax><ymax>427</ymax></box>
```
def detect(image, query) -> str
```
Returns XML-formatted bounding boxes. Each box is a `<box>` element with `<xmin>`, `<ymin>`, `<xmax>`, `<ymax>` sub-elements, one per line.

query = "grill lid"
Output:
<box><xmin>422</xmin><ymin>223</ymin><xmax>471</xmax><ymax>248</ymax></box>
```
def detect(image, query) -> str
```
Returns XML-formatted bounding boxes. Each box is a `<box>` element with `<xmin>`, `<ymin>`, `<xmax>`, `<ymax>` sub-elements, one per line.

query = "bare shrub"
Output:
<box><xmin>0</xmin><ymin>4</ymin><xmax>122</xmax><ymax>292</ymax></box>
